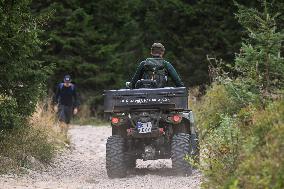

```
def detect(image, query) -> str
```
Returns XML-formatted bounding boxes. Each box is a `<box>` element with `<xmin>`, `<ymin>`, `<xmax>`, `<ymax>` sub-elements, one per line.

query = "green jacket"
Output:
<box><xmin>130</xmin><ymin>57</ymin><xmax>184</xmax><ymax>88</ymax></box>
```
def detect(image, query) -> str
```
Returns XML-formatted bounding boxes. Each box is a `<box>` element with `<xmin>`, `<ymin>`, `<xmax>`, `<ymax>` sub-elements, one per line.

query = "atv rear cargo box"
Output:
<box><xmin>104</xmin><ymin>87</ymin><xmax>188</xmax><ymax>113</ymax></box>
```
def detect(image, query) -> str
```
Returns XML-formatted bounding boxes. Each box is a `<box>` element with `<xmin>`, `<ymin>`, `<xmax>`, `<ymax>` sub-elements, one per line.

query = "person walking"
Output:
<box><xmin>53</xmin><ymin>75</ymin><xmax>79</xmax><ymax>135</ymax></box>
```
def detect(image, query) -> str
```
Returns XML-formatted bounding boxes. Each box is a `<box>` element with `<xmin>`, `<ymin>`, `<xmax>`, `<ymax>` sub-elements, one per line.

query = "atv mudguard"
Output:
<box><xmin>180</xmin><ymin>111</ymin><xmax>199</xmax><ymax>155</ymax></box>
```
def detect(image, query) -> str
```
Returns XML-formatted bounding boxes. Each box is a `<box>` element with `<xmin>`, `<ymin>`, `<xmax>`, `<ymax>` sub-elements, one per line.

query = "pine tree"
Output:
<box><xmin>235</xmin><ymin>0</ymin><xmax>284</xmax><ymax>95</ymax></box>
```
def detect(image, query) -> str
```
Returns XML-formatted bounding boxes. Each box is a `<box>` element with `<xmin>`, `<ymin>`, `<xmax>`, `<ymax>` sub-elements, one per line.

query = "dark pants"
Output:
<box><xmin>58</xmin><ymin>105</ymin><xmax>73</xmax><ymax>124</ymax></box>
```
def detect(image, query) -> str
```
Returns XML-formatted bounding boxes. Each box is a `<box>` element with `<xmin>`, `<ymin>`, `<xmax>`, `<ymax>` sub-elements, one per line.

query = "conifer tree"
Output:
<box><xmin>235</xmin><ymin>0</ymin><xmax>284</xmax><ymax>95</ymax></box>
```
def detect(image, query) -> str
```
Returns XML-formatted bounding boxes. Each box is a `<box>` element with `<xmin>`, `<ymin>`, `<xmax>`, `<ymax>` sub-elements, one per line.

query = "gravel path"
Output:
<box><xmin>0</xmin><ymin>125</ymin><xmax>202</xmax><ymax>189</ymax></box>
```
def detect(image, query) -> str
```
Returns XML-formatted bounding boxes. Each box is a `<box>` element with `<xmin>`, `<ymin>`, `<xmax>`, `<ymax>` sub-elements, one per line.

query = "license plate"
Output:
<box><xmin>137</xmin><ymin>122</ymin><xmax>152</xmax><ymax>133</ymax></box>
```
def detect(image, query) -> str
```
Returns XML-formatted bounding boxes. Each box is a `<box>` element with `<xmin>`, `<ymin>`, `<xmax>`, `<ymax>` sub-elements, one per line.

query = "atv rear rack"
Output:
<box><xmin>104</xmin><ymin>87</ymin><xmax>188</xmax><ymax>113</ymax></box>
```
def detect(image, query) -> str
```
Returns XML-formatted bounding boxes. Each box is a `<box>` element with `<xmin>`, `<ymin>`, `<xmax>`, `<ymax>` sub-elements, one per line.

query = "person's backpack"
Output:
<box><xmin>142</xmin><ymin>58</ymin><xmax>167</xmax><ymax>88</ymax></box>
<box><xmin>59</xmin><ymin>83</ymin><xmax>75</xmax><ymax>91</ymax></box>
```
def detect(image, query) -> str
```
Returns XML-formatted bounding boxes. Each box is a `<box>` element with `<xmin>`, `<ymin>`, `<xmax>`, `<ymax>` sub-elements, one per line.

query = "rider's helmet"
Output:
<box><xmin>151</xmin><ymin>43</ymin><xmax>165</xmax><ymax>56</ymax></box>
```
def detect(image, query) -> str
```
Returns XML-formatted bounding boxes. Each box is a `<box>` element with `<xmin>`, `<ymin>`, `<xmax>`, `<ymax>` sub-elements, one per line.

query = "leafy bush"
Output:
<box><xmin>0</xmin><ymin>98</ymin><xmax>21</xmax><ymax>129</ymax></box>
<box><xmin>194</xmin><ymin>82</ymin><xmax>283</xmax><ymax>189</ymax></box>
<box><xmin>193</xmin><ymin>1</ymin><xmax>284</xmax><ymax>188</ymax></box>
<box><xmin>201</xmin><ymin>114</ymin><xmax>240</xmax><ymax>188</ymax></box>
<box><xmin>195</xmin><ymin>84</ymin><xmax>240</xmax><ymax>131</ymax></box>
<box><xmin>0</xmin><ymin>0</ymin><xmax>49</xmax><ymax>129</ymax></box>
<box><xmin>230</xmin><ymin>100</ymin><xmax>284</xmax><ymax>189</ymax></box>
<box><xmin>192</xmin><ymin>83</ymin><xmax>243</xmax><ymax>188</ymax></box>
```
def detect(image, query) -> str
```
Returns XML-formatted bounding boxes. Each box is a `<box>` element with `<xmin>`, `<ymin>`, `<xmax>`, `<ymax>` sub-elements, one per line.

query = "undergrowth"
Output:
<box><xmin>192</xmin><ymin>83</ymin><xmax>283</xmax><ymax>189</ymax></box>
<box><xmin>190</xmin><ymin>1</ymin><xmax>284</xmax><ymax>188</ymax></box>
<box><xmin>0</xmin><ymin>103</ymin><xmax>67</xmax><ymax>173</ymax></box>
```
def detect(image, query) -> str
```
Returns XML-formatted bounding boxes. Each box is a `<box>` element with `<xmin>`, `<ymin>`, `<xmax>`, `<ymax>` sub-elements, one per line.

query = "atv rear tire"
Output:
<box><xmin>125</xmin><ymin>154</ymin><xmax>136</xmax><ymax>169</ymax></box>
<box><xmin>106</xmin><ymin>135</ymin><xmax>127</xmax><ymax>178</ymax></box>
<box><xmin>171</xmin><ymin>133</ymin><xmax>192</xmax><ymax>176</ymax></box>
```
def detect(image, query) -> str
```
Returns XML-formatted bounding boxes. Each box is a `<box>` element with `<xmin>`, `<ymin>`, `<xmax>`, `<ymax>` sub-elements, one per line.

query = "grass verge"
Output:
<box><xmin>0</xmin><ymin>103</ymin><xmax>68</xmax><ymax>174</ymax></box>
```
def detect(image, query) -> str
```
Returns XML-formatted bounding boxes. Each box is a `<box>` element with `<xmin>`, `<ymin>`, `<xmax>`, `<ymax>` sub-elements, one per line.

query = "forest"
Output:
<box><xmin>31</xmin><ymin>0</ymin><xmax>281</xmax><ymax>107</ymax></box>
<box><xmin>0</xmin><ymin>0</ymin><xmax>283</xmax><ymax>188</ymax></box>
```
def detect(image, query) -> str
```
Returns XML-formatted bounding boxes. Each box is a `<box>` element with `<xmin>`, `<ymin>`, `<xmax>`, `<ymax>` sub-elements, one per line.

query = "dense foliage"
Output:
<box><xmin>193</xmin><ymin>1</ymin><xmax>284</xmax><ymax>188</ymax></box>
<box><xmin>30</xmin><ymin>0</ymin><xmax>266</xmax><ymax>106</ymax></box>
<box><xmin>0</xmin><ymin>1</ymin><xmax>61</xmax><ymax>173</ymax></box>
<box><xmin>0</xmin><ymin>0</ymin><xmax>48</xmax><ymax>128</ymax></box>
<box><xmin>0</xmin><ymin>0</ymin><xmax>283</xmax><ymax>186</ymax></box>
<box><xmin>235</xmin><ymin>2</ymin><xmax>284</xmax><ymax>94</ymax></box>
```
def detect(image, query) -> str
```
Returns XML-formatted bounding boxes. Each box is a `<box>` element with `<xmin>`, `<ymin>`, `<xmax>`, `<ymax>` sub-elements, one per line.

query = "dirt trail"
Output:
<box><xmin>0</xmin><ymin>126</ymin><xmax>202</xmax><ymax>189</ymax></box>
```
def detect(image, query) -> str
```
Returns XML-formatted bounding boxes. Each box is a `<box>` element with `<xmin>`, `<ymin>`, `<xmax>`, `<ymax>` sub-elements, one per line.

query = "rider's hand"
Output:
<box><xmin>73</xmin><ymin>108</ymin><xmax>78</xmax><ymax>115</ymax></box>
<box><xmin>54</xmin><ymin>105</ymin><xmax>58</xmax><ymax>113</ymax></box>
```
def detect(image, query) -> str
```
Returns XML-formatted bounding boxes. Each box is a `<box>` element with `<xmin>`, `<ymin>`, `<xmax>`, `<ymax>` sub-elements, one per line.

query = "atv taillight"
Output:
<box><xmin>172</xmin><ymin>115</ymin><xmax>182</xmax><ymax>123</ymax></box>
<box><xmin>159</xmin><ymin>128</ymin><xmax>165</xmax><ymax>134</ymax></box>
<box><xmin>111</xmin><ymin>117</ymin><xmax>119</xmax><ymax>124</ymax></box>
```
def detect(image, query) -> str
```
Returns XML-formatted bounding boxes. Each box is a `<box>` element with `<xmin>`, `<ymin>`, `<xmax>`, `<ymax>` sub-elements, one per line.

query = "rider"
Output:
<box><xmin>130</xmin><ymin>43</ymin><xmax>184</xmax><ymax>89</ymax></box>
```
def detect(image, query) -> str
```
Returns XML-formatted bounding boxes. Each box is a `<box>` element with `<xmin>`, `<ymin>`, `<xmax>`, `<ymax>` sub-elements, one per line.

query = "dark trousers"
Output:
<box><xmin>58</xmin><ymin>105</ymin><xmax>73</xmax><ymax>124</ymax></box>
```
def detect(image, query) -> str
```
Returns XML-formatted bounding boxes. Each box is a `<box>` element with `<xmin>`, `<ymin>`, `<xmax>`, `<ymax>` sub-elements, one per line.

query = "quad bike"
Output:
<box><xmin>104</xmin><ymin>80</ymin><xmax>199</xmax><ymax>178</ymax></box>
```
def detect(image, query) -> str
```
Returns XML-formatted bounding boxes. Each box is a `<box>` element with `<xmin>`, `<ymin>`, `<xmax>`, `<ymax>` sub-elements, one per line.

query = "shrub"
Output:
<box><xmin>230</xmin><ymin>100</ymin><xmax>284</xmax><ymax>189</ymax></box>
<box><xmin>194</xmin><ymin>83</ymin><xmax>241</xmax><ymax>132</ymax></box>
<box><xmin>0</xmin><ymin>103</ymin><xmax>66</xmax><ymax>173</ymax></box>
<box><xmin>192</xmin><ymin>83</ymin><xmax>243</xmax><ymax>188</ymax></box>
<box><xmin>194</xmin><ymin>82</ymin><xmax>283</xmax><ymax>189</ymax></box>
<box><xmin>0</xmin><ymin>0</ymin><xmax>49</xmax><ymax>129</ymax></box>
<box><xmin>192</xmin><ymin>1</ymin><xmax>284</xmax><ymax>188</ymax></box>
<box><xmin>201</xmin><ymin>114</ymin><xmax>240</xmax><ymax>188</ymax></box>
<box><xmin>0</xmin><ymin>98</ymin><xmax>21</xmax><ymax>129</ymax></box>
